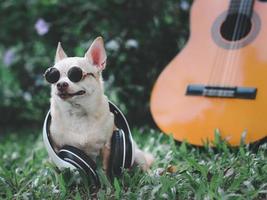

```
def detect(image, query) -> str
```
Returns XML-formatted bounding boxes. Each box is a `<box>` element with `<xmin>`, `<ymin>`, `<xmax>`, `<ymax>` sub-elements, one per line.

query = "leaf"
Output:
<box><xmin>58</xmin><ymin>174</ymin><xmax>67</xmax><ymax>199</ymax></box>
<box><xmin>74</xmin><ymin>192</ymin><xmax>82</xmax><ymax>200</ymax></box>
<box><xmin>113</xmin><ymin>178</ymin><xmax>121</xmax><ymax>200</ymax></box>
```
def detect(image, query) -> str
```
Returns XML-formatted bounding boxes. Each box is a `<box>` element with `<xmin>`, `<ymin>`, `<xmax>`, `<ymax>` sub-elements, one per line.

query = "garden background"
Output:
<box><xmin>1</xmin><ymin>0</ymin><xmax>267</xmax><ymax>199</ymax></box>
<box><xmin>0</xmin><ymin>0</ymin><xmax>191</xmax><ymax>129</ymax></box>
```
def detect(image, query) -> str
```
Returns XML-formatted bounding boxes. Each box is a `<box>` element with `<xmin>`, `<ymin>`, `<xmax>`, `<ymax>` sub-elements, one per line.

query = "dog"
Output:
<box><xmin>46</xmin><ymin>37</ymin><xmax>154</xmax><ymax>172</ymax></box>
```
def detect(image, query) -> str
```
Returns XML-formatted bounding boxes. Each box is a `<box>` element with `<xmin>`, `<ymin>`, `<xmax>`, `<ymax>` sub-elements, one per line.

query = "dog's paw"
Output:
<box><xmin>144</xmin><ymin>152</ymin><xmax>154</xmax><ymax>168</ymax></box>
<box><xmin>141</xmin><ymin>152</ymin><xmax>154</xmax><ymax>171</ymax></box>
<box><xmin>134</xmin><ymin>148</ymin><xmax>154</xmax><ymax>171</ymax></box>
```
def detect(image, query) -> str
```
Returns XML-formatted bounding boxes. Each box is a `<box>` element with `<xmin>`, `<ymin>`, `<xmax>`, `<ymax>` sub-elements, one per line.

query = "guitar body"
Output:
<box><xmin>150</xmin><ymin>0</ymin><xmax>267</xmax><ymax>146</ymax></box>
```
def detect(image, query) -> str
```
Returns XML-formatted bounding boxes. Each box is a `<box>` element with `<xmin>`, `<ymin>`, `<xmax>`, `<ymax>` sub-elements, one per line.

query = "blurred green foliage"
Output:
<box><xmin>0</xmin><ymin>0</ymin><xmax>191</xmax><ymax>128</ymax></box>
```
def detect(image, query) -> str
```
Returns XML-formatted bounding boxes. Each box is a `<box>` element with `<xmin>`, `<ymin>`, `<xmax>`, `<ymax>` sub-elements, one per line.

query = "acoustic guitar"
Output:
<box><xmin>150</xmin><ymin>0</ymin><xmax>267</xmax><ymax>146</ymax></box>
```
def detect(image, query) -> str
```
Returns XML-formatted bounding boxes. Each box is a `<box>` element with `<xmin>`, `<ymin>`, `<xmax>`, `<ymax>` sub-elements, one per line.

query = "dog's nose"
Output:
<box><xmin>57</xmin><ymin>82</ymin><xmax>69</xmax><ymax>91</ymax></box>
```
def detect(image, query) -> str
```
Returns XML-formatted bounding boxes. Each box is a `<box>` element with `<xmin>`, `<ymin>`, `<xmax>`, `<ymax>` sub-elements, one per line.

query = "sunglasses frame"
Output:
<box><xmin>44</xmin><ymin>66</ymin><xmax>96</xmax><ymax>84</ymax></box>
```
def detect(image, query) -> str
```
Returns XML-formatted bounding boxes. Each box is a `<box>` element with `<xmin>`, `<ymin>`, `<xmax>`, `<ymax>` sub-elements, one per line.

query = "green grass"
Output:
<box><xmin>1</xmin><ymin>129</ymin><xmax>267</xmax><ymax>200</ymax></box>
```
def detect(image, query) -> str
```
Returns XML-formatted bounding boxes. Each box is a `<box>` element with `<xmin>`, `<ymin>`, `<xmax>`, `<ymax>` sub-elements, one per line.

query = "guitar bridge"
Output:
<box><xmin>186</xmin><ymin>84</ymin><xmax>257</xmax><ymax>99</ymax></box>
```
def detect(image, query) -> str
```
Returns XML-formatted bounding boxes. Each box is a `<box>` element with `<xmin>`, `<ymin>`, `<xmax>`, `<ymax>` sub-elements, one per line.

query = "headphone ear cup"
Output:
<box><xmin>109</xmin><ymin>130</ymin><xmax>124</xmax><ymax>177</ymax></box>
<box><xmin>123</xmin><ymin>129</ymin><xmax>134</xmax><ymax>169</ymax></box>
<box><xmin>58</xmin><ymin>145</ymin><xmax>100</xmax><ymax>187</ymax></box>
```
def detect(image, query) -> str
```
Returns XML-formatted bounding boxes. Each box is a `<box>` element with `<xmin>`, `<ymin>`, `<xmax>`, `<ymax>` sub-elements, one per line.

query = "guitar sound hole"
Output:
<box><xmin>220</xmin><ymin>13</ymin><xmax>252</xmax><ymax>41</ymax></box>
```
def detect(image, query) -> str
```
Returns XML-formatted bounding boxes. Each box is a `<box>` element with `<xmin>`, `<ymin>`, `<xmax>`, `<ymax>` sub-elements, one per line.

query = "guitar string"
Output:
<box><xmin>211</xmin><ymin>1</ymin><xmax>239</xmax><ymax>86</ymax></box>
<box><xmin>208</xmin><ymin>0</ymin><xmax>235</xmax><ymax>87</ymax></box>
<box><xmin>228</xmin><ymin>0</ymin><xmax>249</xmax><ymax>86</ymax></box>
<box><xmin>224</xmin><ymin>0</ymin><xmax>248</xmax><ymax>87</ymax></box>
<box><xmin>221</xmin><ymin>0</ymin><xmax>247</xmax><ymax>91</ymax></box>
<box><xmin>221</xmin><ymin>0</ymin><xmax>244</xmax><ymax>87</ymax></box>
<box><xmin>209</xmin><ymin>0</ymin><xmax>244</xmax><ymax>89</ymax></box>
<box><xmin>212</xmin><ymin>0</ymin><xmax>244</xmax><ymax>97</ymax></box>
<box><xmin>206</xmin><ymin>0</ymin><xmax>250</xmax><ymax>92</ymax></box>
<box><xmin>228</xmin><ymin>0</ymin><xmax>253</xmax><ymax>87</ymax></box>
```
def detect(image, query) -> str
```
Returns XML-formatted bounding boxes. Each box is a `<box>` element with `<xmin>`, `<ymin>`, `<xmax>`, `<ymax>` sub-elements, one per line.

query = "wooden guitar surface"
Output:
<box><xmin>150</xmin><ymin>0</ymin><xmax>267</xmax><ymax>146</ymax></box>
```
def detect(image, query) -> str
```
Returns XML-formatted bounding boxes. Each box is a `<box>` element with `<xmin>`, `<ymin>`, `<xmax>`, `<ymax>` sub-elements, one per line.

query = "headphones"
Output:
<box><xmin>42</xmin><ymin>101</ymin><xmax>135</xmax><ymax>187</ymax></box>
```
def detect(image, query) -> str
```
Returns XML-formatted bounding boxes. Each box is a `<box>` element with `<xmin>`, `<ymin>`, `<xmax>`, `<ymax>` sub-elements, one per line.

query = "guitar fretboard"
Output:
<box><xmin>228</xmin><ymin>0</ymin><xmax>255</xmax><ymax>17</ymax></box>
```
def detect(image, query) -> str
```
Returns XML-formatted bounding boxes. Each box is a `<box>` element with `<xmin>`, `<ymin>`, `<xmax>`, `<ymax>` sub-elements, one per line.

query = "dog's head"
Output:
<box><xmin>45</xmin><ymin>37</ymin><xmax>107</xmax><ymax>104</ymax></box>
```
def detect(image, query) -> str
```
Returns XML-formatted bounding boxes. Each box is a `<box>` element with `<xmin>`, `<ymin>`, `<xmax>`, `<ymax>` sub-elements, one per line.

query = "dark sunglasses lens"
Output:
<box><xmin>68</xmin><ymin>67</ymin><xmax>83</xmax><ymax>82</ymax></box>
<box><xmin>44</xmin><ymin>67</ymin><xmax>60</xmax><ymax>84</ymax></box>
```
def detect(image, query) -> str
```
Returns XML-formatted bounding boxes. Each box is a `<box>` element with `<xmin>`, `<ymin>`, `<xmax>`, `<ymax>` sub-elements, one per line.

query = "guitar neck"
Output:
<box><xmin>228</xmin><ymin>0</ymin><xmax>255</xmax><ymax>17</ymax></box>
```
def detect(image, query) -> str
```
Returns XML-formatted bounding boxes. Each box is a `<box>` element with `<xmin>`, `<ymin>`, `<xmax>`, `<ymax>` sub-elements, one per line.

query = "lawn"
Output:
<box><xmin>1</xmin><ymin>128</ymin><xmax>267</xmax><ymax>199</ymax></box>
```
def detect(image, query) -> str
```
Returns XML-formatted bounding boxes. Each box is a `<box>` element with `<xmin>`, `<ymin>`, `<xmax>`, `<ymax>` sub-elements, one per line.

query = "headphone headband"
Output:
<box><xmin>42</xmin><ymin>110</ymin><xmax>75</xmax><ymax>170</ymax></box>
<box><xmin>42</xmin><ymin>101</ymin><xmax>135</xmax><ymax>180</ymax></box>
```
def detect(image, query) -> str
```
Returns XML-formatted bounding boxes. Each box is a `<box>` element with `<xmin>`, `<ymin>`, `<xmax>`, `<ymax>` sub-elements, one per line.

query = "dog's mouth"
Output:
<box><xmin>58</xmin><ymin>90</ymin><xmax>86</xmax><ymax>99</ymax></box>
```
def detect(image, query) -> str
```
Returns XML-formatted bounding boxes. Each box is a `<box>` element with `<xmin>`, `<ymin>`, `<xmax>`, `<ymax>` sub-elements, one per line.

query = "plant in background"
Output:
<box><xmin>0</xmin><ymin>0</ymin><xmax>192</xmax><ymax>129</ymax></box>
<box><xmin>34</xmin><ymin>18</ymin><xmax>50</xmax><ymax>36</ymax></box>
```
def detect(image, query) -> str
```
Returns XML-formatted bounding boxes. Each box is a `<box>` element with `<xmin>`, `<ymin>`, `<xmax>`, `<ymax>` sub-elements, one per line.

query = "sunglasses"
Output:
<box><xmin>44</xmin><ymin>66</ymin><xmax>95</xmax><ymax>84</ymax></box>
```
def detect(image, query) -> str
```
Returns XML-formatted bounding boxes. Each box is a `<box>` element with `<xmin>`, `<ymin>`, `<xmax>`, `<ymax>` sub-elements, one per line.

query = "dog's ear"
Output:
<box><xmin>55</xmin><ymin>42</ymin><xmax>68</xmax><ymax>63</ymax></box>
<box><xmin>85</xmin><ymin>37</ymin><xmax>107</xmax><ymax>71</ymax></box>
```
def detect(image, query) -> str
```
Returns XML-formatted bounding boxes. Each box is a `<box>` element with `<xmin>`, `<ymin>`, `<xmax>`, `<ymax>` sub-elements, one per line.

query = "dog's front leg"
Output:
<box><xmin>101</xmin><ymin>143</ymin><xmax>111</xmax><ymax>172</ymax></box>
